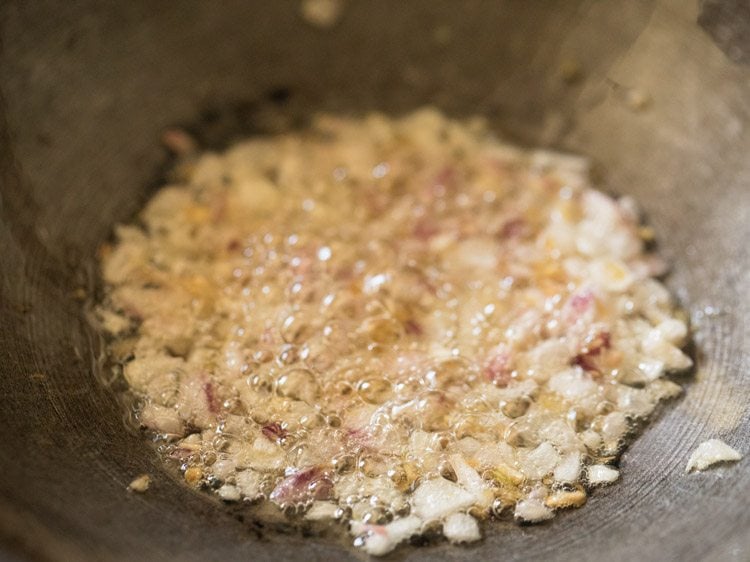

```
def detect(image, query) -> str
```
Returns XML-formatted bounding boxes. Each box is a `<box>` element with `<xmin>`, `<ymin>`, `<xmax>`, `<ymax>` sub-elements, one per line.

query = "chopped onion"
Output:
<box><xmin>514</xmin><ymin>498</ymin><xmax>554</xmax><ymax>523</ymax></box>
<box><xmin>587</xmin><ymin>465</ymin><xmax>620</xmax><ymax>485</ymax></box>
<box><xmin>686</xmin><ymin>439</ymin><xmax>742</xmax><ymax>472</ymax></box>
<box><xmin>443</xmin><ymin>513</ymin><xmax>481</xmax><ymax>543</ymax></box>
<box><xmin>411</xmin><ymin>478</ymin><xmax>475</xmax><ymax>521</ymax></box>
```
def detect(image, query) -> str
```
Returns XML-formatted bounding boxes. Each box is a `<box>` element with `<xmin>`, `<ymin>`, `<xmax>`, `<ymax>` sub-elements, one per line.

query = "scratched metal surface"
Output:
<box><xmin>0</xmin><ymin>1</ymin><xmax>748</xmax><ymax>561</ymax></box>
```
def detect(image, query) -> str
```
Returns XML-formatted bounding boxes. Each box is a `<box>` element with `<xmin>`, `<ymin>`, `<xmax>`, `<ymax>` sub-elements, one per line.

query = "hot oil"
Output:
<box><xmin>95</xmin><ymin>107</ymin><xmax>693</xmax><ymax>555</ymax></box>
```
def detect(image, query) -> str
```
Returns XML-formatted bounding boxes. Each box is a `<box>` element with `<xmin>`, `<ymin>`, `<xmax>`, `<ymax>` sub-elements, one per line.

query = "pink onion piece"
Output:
<box><xmin>270</xmin><ymin>467</ymin><xmax>333</xmax><ymax>506</ymax></box>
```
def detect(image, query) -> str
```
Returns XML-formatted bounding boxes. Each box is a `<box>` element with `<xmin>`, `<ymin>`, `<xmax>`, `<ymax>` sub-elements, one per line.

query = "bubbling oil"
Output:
<box><xmin>97</xmin><ymin>108</ymin><xmax>692</xmax><ymax>555</ymax></box>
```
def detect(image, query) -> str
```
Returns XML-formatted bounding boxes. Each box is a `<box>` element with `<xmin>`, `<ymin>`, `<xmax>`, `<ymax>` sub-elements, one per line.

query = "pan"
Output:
<box><xmin>1</xmin><ymin>1</ymin><xmax>748</xmax><ymax>560</ymax></box>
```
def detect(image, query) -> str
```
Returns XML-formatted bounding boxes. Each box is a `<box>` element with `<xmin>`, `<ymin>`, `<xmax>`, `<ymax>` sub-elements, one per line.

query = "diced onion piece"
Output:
<box><xmin>554</xmin><ymin>453</ymin><xmax>582</xmax><ymax>483</ymax></box>
<box><xmin>235</xmin><ymin>470</ymin><xmax>263</xmax><ymax>499</ymax></box>
<box><xmin>587</xmin><ymin>464</ymin><xmax>620</xmax><ymax>485</ymax></box>
<box><xmin>352</xmin><ymin>515</ymin><xmax>423</xmax><ymax>556</ymax></box>
<box><xmin>648</xmin><ymin>379</ymin><xmax>683</xmax><ymax>402</ymax></box>
<box><xmin>580</xmin><ymin>429</ymin><xmax>602</xmax><ymax>451</ymax></box>
<box><xmin>548</xmin><ymin>368</ymin><xmax>597</xmax><ymax>400</ymax></box>
<box><xmin>411</xmin><ymin>478</ymin><xmax>475</xmax><ymax>521</ymax></box>
<box><xmin>686</xmin><ymin>439</ymin><xmax>742</xmax><ymax>472</ymax></box>
<box><xmin>545</xmin><ymin>488</ymin><xmax>587</xmax><ymax>509</ymax></box>
<box><xmin>443</xmin><ymin>513</ymin><xmax>481</xmax><ymax>543</ymax></box>
<box><xmin>217</xmin><ymin>484</ymin><xmax>241</xmax><ymax>501</ymax></box>
<box><xmin>211</xmin><ymin>459</ymin><xmax>238</xmax><ymax>481</ymax></box>
<box><xmin>127</xmin><ymin>474</ymin><xmax>151</xmax><ymax>493</ymax></box>
<box><xmin>654</xmin><ymin>318</ymin><xmax>688</xmax><ymax>345</ymax></box>
<box><xmin>448</xmin><ymin>454</ymin><xmax>493</xmax><ymax>509</ymax></box>
<box><xmin>521</xmin><ymin>442</ymin><xmax>561</xmax><ymax>480</ymax></box>
<box><xmin>514</xmin><ymin>498</ymin><xmax>554</xmax><ymax>523</ymax></box>
<box><xmin>140</xmin><ymin>403</ymin><xmax>184</xmax><ymax>436</ymax></box>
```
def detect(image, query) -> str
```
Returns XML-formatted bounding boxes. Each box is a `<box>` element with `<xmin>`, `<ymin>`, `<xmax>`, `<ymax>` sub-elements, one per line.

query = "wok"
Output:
<box><xmin>1</xmin><ymin>1</ymin><xmax>748</xmax><ymax>560</ymax></box>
